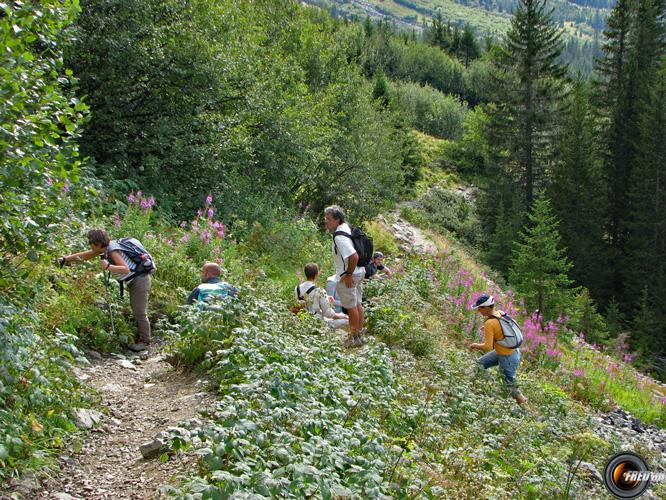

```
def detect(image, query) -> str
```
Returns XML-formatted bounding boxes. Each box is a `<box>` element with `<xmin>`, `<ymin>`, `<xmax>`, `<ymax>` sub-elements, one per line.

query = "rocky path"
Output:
<box><xmin>32</xmin><ymin>347</ymin><xmax>215</xmax><ymax>500</ymax></box>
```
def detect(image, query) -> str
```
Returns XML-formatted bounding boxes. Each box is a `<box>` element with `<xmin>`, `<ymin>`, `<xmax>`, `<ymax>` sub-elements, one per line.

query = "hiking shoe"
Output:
<box><xmin>128</xmin><ymin>342</ymin><xmax>148</xmax><ymax>352</ymax></box>
<box><xmin>515</xmin><ymin>394</ymin><xmax>527</xmax><ymax>405</ymax></box>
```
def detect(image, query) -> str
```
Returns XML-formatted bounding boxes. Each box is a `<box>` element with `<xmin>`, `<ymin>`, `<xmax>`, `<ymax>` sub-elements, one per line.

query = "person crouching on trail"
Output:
<box><xmin>296</xmin><ymin>263</ymin><xmax>349</xmax><ymax>330</ymax></box>
<box><xmin>58</xmin><ymin>229</ymin><xmax>154</xmax><ymax>352</ymax></box>
<box><xmin>187</xmin><ymin>262</ymin><xmax>237</xmax><ymax>307</ymax></box>
<box><xmin>469</xmin><ymin>294</ymin><xmax>527</xmax><ymax>405</ymax></box>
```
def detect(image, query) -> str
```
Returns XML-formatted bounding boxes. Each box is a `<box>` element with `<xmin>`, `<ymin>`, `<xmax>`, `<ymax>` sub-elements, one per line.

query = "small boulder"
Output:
<box><xmin>72</xmin><ymin>408</ymin><xmax>104</xmax><ymax>430</ymax></box>
<box><xmin>139</xmin><ymin>436</ymin><xmax>167</xmax><ymax>459</ymax></box>
<box><xmin>579</xmin><ymin>462</ymin><xmax>603</xmax><ymax>484</ymax></box>
<box><xmin>116</xmin><ymin>359</ymin><xmax>137</xmax><ymax>370</ymax></box>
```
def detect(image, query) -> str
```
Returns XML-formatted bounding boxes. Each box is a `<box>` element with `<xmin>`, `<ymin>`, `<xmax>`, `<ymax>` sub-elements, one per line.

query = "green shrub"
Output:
<box><xmin>0</xmin><ymin>302</ymin><xmax>87</xmax><ymax>479</ymax></box>
<box><xmin>390</xmin><ymin>80</ymin><xmax>468</xmax><ymax>139</ymax></box>
<box><xmin>417</xmin><ymin>187</ymin><xmax>481</xmax><ymax>247</ymax></box>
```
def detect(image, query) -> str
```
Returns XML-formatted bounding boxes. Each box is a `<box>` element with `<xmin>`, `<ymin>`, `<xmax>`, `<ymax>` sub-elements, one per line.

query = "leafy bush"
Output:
<box><xmin>163</xmin><ymin>289</ymin><xmax>428</xmax><ymax>497</ymax></box>
<box><xmin>390</xmin><ymin>80</ymin><xmax>468</xmax><ymax>139</ymax></box>
<box><xmin>0</xmin><ymin>0</ymin><xmax>88</xmax><ymax>263</ymax></box>
<box><xmin>0</xmin><ymin>302</ymin><xmax>87</xmax><ymax>479</ymax></box>
<box><xmin>364</xmin><ymin>220</ymin><xmax>399</xmax><ymax>257</ymax></box>
<box><xmin>416</xmin><ymin>187</ymin><xmax>481</xmax><ymax>247</ymax></box>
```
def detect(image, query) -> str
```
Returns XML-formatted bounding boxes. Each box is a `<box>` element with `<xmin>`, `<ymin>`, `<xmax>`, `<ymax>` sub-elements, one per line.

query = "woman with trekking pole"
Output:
<box><xmin>58</xmin><ymin>229</ymin><xmax>155</xmax><ymax>352</ymax></box>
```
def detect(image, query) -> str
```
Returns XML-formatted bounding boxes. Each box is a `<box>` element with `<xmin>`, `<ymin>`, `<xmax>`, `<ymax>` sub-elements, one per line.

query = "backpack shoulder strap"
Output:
<box><xmin>333</xmin><ymin>229</ymin><xmax>352</xmax><ymax>255</ymax></box>
<box><xmin>296</xmin><ymin>284</ymin><xmax>316</xmax><ymax>301</ymax></box>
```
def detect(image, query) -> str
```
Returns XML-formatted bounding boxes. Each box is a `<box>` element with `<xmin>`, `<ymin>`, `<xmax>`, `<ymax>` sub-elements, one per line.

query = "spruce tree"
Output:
<box><xmin>625</xmin><ymin>67</ymin><xmax>666</xmax><ymax>336</ymax></box>
<box><xmin>482</xmin><ymin>0</ymin><xmax>568</xmax><ymax>261</ymax></box>
<box><xmin>509</xmin><ymin>197</ymin><xmax>574</xmax><ymax>320</ymax></box>
<box><xmin>549</xmin><ymin>79</ymin><xmax>609</xmax><ymax>302</ymax></box>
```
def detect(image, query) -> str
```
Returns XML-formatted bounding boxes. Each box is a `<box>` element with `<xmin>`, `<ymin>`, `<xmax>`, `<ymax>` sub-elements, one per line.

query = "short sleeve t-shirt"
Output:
<box><xmin>106</xmin><ymin>239</ymin><xmax>136</xmax><ymax>281</ymax></box>
<box><xmin>332</xmin><ymin>223</ymin><xmax>364</xmax><ymax>281</ymax></box>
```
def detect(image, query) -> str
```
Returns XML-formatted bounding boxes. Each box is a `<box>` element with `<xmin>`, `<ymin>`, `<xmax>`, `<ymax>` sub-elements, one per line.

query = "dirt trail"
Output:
<box><xmin>35</xmin><ymin>346</ymin><xmax>215</xmax><ymax>499</ymax></box>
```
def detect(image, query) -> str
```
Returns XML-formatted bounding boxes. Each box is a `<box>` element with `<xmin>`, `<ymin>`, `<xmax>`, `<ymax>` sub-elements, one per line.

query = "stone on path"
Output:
<box><xmin>72</xmin><ymin>408</ymin><xmax>104</xmax><ymax>430</ymax></box>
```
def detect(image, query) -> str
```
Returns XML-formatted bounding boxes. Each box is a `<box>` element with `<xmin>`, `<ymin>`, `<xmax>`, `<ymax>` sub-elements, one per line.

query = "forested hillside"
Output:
<box><xmin>1</xmin><ymin>0</ymin><xmax>665</xmax><ymax>497</ymax></box>
<box><xmin>306</xmin><ymin>0</ymin><xmax>609</xmax><ymax>74</ymax></box>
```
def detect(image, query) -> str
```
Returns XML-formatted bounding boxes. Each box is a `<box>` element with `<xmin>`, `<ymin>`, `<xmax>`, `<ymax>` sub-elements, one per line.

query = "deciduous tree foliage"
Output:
<box><xmin>67</xmin><ymin>0</ymin><xmax>409</xmax><ymax>225</ymax></box>
<box><xmin>0</xmin><ymin>0</ymin><xmax>87</xmax><ymax>265</ymax></box>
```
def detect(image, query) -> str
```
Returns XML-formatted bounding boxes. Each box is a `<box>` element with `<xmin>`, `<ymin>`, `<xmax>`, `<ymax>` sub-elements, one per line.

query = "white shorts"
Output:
<box><xmin>336</xmin><ymin>275</ymin><xmax>363</xmax><ymax>309</ymax></box>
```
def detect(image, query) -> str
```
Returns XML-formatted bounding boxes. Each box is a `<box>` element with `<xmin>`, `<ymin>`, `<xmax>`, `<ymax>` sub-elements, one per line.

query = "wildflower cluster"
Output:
<box><xmin>181</xmin><ymin>194</ymin><xmax>225</xmax><ymax>245</ymax></box>
<box><xmin>127</xmin><ymin>191</ymin><xmax>155</xmax><ymax>211</ymax></box>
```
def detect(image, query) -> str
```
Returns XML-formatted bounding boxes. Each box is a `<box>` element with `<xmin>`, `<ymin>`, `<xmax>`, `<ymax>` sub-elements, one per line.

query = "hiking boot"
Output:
<box><xmin>515</xmin><ymin>394</ymin><xmax>527</xmax><ymax>405</ymax></box>
<box><xmin>354</xmin><ymin>333</ymin><xmax>367</xmax><ymax>346</ymax></box>
<box><xmin>128</xmin><ymin>342</ymin><xmax>148</xmax><ymax>352</ymax></box>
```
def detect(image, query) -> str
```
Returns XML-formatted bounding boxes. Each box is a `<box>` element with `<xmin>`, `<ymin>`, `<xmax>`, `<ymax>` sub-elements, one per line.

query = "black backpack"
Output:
<box><xmin>334</xmin><ymin>226</ymin><xmax>374</xmax><ymax>268</ymax></box>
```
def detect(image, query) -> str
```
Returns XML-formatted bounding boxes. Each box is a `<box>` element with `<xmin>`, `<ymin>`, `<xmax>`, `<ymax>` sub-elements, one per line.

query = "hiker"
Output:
<box><xmin>296</xmin><ymin>263</ymin><xmax>349</xmax><ymax>329</ymax></box>
<box><xmin>365</xmin><ymin>251</ymin><xmax>393</xmax><ymax>279</ymax></box>
<box><xmin>187</xmin><ymin>262</ymin><xmax>238</xmax><ymax>307</ymax></box>
<box><xmin>324</xmin><ymin>205</ymin><xmax>366</xmax><ymax>347</ymax></box>
<box><xmin>325</xmin><ymin>274</ymin><xmax>343</xmax><ymax>313</ymax></box>
<box><xmin>469</xmin><ymin>294</ymin><xmax>527</xmax><ymax>405</ymax></box>
<box><xmin>58</xmin><ymin>229</ymin><xmax>154</xmax><ymax>352</ymax></box>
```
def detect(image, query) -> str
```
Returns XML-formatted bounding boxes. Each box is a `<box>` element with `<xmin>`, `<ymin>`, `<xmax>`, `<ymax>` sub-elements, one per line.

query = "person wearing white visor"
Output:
<box><xmin>470</xmin><ymin>294</ymin><xmax>527</xmax><ymax>405</ymax></box>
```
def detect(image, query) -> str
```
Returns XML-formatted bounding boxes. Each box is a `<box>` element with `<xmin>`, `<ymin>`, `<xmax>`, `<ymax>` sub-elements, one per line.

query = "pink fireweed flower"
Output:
<box><xmin>600</xmin><ymin>380</ymin><xmax>606</xmax><ymax>388</ymax></box>
<box><xmin>61</xmin><ymin>182</ymin><xmax>70</xmax><ymax>195</ymax></box>
<box><xmin>180</xmin><ymin>221</ymin><xmax>187</xmax><ymax>228</ymax></box>
<box><xmin>191</xmin><ymin>219</ymin><xmax>199</xmax><ymax>228</ymax></box>
<box><xmin>660</xmin><ymin>396</ymin><xmax>666</xmax><ymax>405</ymax></box>
<box><xmin>47</xmin><ymin>178</ymin><xmax>54</xmax><ymax>186</ymax></box>
<box><xmin>573</xmin><ymin>369</ymin><xmax>585</xmax><ymax>378</ymax></box>
<box><xmin>166</xmin><ymin>238</ymin><xmax>174</xmax><ymax>246</ymax></box>
<box><xmin>217</xmin><ymin>229</ymin><xmax>225</xmax><ymax>239</ymax></box>
<box><xmin>136</xmin><ymin>191</ymin><xmax>142</xmax><ymax>197</ymax></box>
<box><xmin>623</xmin><ymin>354</ymin><xmax>633</xmax><ymax>363</ymax></box>
<box><xmin>207</xmin><ymin>207</ymin><xmax>214</xmax><ymax>219</ymax></box>
<box><xmin>206</xmin><ymin>194</ymin><xmax>213</xmax><ymax>206</ymax></box>
<box><xmin>148</xmin><ymin>195</ymin><xmax>155</xmax><ymax>207</ymax></box>
<box><xmin>197</xmin><ymin>209</ymin><xmax>203</xmax><ymax>218</ymax></box>
<box><xmin>181</xmin><ymin>234</ymin><xmax>190</xmax><ymax>243</ymax></box>
<box><xmin>128</xmin><ymin>192</ymin><xmax>136</xmax><ymax>204</ymax></box>
<box><xmin>140</xmin><ymin>199</ymin><xmax>150</xmax><ymax>210</ymax></box>
<box><xmin>201</xmin><ymin>230</ymin><xmax>211</xmax><ymax>243</ymax></box>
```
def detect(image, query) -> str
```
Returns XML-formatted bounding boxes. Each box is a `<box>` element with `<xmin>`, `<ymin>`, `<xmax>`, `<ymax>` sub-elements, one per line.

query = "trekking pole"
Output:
<box><xmin>103</xmin><ymin>267</ymin><xmax>117</xmax><ymax>337</ymax></box>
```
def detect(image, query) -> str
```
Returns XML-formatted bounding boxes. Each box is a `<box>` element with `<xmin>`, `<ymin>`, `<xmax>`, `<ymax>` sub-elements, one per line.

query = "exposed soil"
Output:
<box><xmin>33</xmin><ymin>345</ymin><xmax>216</xmax><ymax>499</ymax></box>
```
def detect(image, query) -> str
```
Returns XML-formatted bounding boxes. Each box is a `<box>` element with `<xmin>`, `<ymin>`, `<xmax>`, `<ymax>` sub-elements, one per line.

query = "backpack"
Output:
<box><xmin>295</xmin><ymin>284</ymin><xmax>316</xmax><ymax>301</ymax></box>
<box><xmin>196</xmin><ymin>282</ymin><xmax>236</xmax><ymax>310</ymax></box>
<box><xmin>491</xmin><ymin>313</ymin><xmax>524</xmax><ymax>349</ymax></box>
<box><xmin>109</xmin><ymin>237</ymin><xmax>156</xmax><ymax>282</ymax></box>
<box><xmin>333</xmin><ymin>227</ymin><xmax>374</xmax><ymax>268</ymax></box>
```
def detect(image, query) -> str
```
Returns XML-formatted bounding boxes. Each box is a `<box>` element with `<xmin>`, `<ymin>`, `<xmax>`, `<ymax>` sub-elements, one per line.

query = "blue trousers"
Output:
<box><xmin>477</xmin><ymin>349</ymin><xmax>522</xmax><ymax>397</ymax></box>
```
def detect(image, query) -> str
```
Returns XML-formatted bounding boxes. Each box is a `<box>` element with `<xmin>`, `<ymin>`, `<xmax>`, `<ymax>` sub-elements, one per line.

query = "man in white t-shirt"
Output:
<box><xmin>324</xmin><ymin>205</ymin><xmax>366</xmax><ymax>347</ymax></box>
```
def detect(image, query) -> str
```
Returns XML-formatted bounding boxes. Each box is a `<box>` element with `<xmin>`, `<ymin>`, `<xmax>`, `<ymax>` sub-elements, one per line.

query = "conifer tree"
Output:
<box><xmin>549</xmin><ymin>80</ymin><xmax>609</xmax><ymax>301</ymax></box>
<box><xmin>509</xmin><ymin>198</ymin><xmax>574</xmax><ymax>320</ymax></box>
<box><xmin>482</xmin><ymin>0</ymin><xmax>568</xmax><ymax>257</ymax></box>
<box><xmin>625</xmin><ymin>68</ymin><xmax>666</xmax><ymax>325</ymax></box>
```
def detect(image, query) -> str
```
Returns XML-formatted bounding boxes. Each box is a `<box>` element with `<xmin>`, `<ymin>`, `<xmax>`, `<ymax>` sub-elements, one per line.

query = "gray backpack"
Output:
<box><xmin>492</xmin><ymin>313</ymin><xmax>524</xmax><ymax>349</ymax></box>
